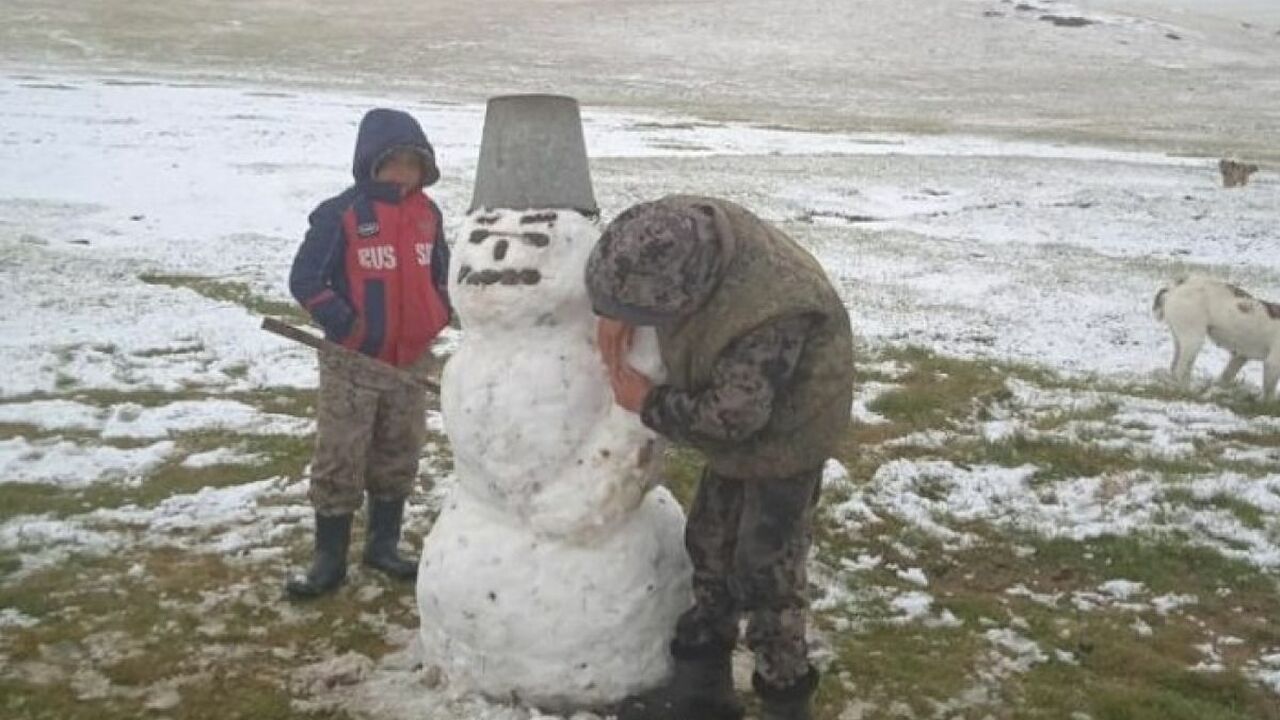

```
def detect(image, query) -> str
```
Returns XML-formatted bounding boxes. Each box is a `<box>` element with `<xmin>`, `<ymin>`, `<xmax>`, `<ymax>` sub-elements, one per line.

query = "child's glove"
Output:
<box><xmin>309</xmin><ymin>296</ymin><xmax>357</xmax><ymax>340</ymax></box>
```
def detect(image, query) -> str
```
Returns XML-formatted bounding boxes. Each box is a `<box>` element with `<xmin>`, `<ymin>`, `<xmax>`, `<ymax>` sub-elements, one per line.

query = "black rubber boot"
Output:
<box><xmin>362</xmin><ymin>495</ymin><xmax>417</xmax><ymax>580</ymax></box>
<box><xmin>615</xmin><ymin>641</ymin><xmax>745</xmax><ymax>720</ymax></box>
<box><xmin>285</xmin><ymin>513</ymin><xmax>353</xmax><ymax>599</ymax></box>
<box><xmin>753</xmin><ymin>666</ymin><xmax>819</xmax><ymax>720</ymax></box>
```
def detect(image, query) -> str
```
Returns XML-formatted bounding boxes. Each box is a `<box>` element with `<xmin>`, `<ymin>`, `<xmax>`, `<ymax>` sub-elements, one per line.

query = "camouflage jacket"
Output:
<box><xmin>641</xmin><ymin>315</ymin><xmax>812</xmax><ymax>447</ymax></box>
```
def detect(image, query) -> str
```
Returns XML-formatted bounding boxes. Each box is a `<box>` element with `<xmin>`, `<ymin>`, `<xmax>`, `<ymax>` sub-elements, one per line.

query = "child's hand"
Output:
<box><xmin>310</xmin><ymin>296</ymin><xmax>357</xmax><ymax>340</ymax></box>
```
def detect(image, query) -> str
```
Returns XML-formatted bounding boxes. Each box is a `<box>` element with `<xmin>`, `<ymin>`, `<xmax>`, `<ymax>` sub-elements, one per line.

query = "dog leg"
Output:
<box><xmin>1264</xmin><ymin>357</ymin><xmax>1280</xmax><ymax>402</ymax></box>
<box><xmin>1218</xmin><ymin>354</ymin><xmax>1247</xmax><ymax>386</ymax></box>
<box><xmin>1171</xmin><ymin>329</ymin><xmax>1205</xmax><ymax>388</ymax></box>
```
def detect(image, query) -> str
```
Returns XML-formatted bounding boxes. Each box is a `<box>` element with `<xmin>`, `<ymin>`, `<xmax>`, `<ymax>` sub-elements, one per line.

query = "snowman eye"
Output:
<box><xmin>521</xmin><ymin>232</ymin><xmax>550</xmax><ymax>248</ymax></box>
<box><xmin>469</xmin><ymin>230</ymin><xmax>492</xmax><ymax>244</ymax></box>
<box><xmin>520</xmin><ymin>211</ymin><xmax>559</xmax><ymax>225</ymax></box>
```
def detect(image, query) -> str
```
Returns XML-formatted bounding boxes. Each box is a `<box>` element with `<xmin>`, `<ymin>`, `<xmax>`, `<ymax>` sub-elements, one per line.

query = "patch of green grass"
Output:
<box><xmin>661</xmin><ymin>447</ymin><xmax>703</xmax><ymax>511</ymax></box>
<box><xmin>1032</xmin><ymin>400</ymin><xmax>1120</xmax><ymax>431</ymax></box>
<box><xmin>1022</xmin><ymin>629</ymin><xmax>1278</xmax><ymax>720</ymax></box>
<box><xmin>0</xmin><ymin>548</ymin><xmax>368</xmax><ymax>720</ymax></box>
<box><xmin>877</xmin><ymin>343</ymin><xmax>1278</xmax><ymax>421</ymax></box>
<box><xmin>1219</xmin><ymin>431</ymin><xmax>1280</xmax><ymax>448</ymax></box>
<box><xmin>962</xmin><ymin>435</ymin><xmax>1210</xmax><ymax>481</ymax></box>
<box><xmin>1025</xmin><ymin>534</ymin><xmax>1274</xmax><ymax>600</ymax></box>
<box><xmin>1165</xmin><ymin>489</ymin><xmax>1268</xmax><ymax>530</ymax></box>
<box><xmin>132</xmin><ymin>342</ymin><xmax>205</xmax><ymax>358</ymax></box>
<box><xmin>810</xmin><ymin>509</ymin><xmax>1280</xmax><ymax>718</ymax></box>
<box><xmin>223</xmin><ymin>362</ymin><xmax>250</xmax><ymax>380</ymax></box>
<box><xmin>0</xmin><ymin>422</ymin><xmax>103</xmax><ymax>444</ymax></box>
<box><xmin>170</xmin><ymin>674</ymin><xmax>330</xmax><ymax>720</ymax></box>
<box><xmin>1062</xmin><ymin>373</ymin><xmax>1280</xmax><ymax>419</ymax></box>
<box><xmin>0</xmin><ymin>679</ymin><xmax>115</xmax><ymax>720</ymax></box>
<box><xmin>0</xmin><ymin>551</ymin><xmax>22</xmax><ymax>578</ymax></box>
<box><xmin>0</xmin><ymin>556</ymin><xmax>135</xmax><ymax>638</ymax></box>
<box><xmin>956</xmin><ymin>535</ymin><xmax>1279</xmax><ymax>718</ymax></box>
<box><xmin>241</xmin><ymin>387</ymin><xmax>315</xmax><ymax>418</ymax></box>
<box><xmin>0</xmin><ymin>422</ymin><xmax>166</xmax><ymax>452</ymax></box>
<box><xmin>3</xmin><ymin>385</ymin><xmax>314</xmax><ymax>417</ymax></box>
<box><xmin>149</xmin><ymin>430</ymin><xmax>312</xmax><ymax>487</ymax></box>
<box><xmin>138</xmin><ymin>273</ymin><xmax>307</xmax><ymax>324</ymax></box>
<box><xmin>866</xmin><ymin>348</ymin><xmax>1008</xmax><ymax>431</ymax></box>
<box><xmin>834</xmin><ymin>345</ymin><xmax>1023</xmax><ymax>480</ymax></box>
<box><xmin>0</xmin><ymin>483</ymin><xmax>96</xmax><ymax>520</ymax></box>
<box><xmin>0</xmin><ymin>432</ymin><xmax>312</xmax><ymax>521</ymax></box>
<box><xmin>818</xmin><ymin>625</ymin><xmax>984</xmax><ymax>717</ymax></box>
<box><xmin>2</xmin><ymin>385</ymin><xmax>213</xmax><ymax>409</ymax></box>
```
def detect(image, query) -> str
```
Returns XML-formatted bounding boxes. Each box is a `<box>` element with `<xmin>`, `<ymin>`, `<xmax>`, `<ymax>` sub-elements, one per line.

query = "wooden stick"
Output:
<box><xmin>261</xmin><ymin>317</ymin><xmax>440</xmax><ymax>394</ymax></box>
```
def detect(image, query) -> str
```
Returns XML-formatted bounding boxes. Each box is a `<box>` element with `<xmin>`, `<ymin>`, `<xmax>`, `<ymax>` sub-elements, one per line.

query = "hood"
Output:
<box><xmin>585</xmin><ymin>196</ymin><xmax>731</xmax><ymax>326</ymax></box>
<box><xmin>352</xmin><ymin>108</ymin><xmax>441</xmax><ymax>187</ymax></box>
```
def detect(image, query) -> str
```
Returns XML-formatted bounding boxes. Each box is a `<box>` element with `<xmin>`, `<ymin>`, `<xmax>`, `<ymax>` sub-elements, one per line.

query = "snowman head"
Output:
<box><xmin>452</xmin><ymin>208</ymin><xmax>601</xmax><ymax>330</ymax></box>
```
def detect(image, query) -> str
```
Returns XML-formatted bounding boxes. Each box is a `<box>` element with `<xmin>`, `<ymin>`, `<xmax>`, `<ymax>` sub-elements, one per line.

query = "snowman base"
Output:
<box><xmin>416</xmin><ymin>485</ymin><xmax>692</xmax><ymax>712</ymax></box>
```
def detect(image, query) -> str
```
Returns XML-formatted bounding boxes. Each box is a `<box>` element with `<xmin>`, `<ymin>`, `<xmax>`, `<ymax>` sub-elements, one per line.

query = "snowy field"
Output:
<box><xmin>3</xmin><ymin>1</ymin><xmax>1280</xmax><ymax>719</ymax></box>
<box><xmin>3</xmin><ymin>0</ymin><xmax>1280</xmax><ymax>160</ymax></box>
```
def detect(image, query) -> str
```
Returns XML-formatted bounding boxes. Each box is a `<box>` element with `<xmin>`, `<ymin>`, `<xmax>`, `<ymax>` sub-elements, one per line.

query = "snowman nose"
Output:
<box><xmin>493</xmin><ymin>239</ymin><xmax>509</xmax><ymax>262</ymax></box>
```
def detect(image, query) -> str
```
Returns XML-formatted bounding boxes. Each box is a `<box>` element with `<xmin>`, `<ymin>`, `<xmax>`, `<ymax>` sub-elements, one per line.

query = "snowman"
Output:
<box><xmin>416</xmin><ymin>95</ymin><xmax>691</xmax><ymax>711</ymax></box>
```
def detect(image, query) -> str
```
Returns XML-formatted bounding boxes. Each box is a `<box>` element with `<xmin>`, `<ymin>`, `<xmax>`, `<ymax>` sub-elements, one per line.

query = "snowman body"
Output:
<box><xmin>417</xmin><ymin>208</ymin><xmax>691</xmax><ymax>710</ymax></box>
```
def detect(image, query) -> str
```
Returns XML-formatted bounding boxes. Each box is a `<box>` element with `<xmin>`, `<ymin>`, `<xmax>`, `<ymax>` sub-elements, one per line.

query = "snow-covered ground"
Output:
<box><xmin>2</xmin><ymin>68</ymin><xmax>1277</xmax><ymax>717</ymax></box>
<box><xmin>3</xmin><ymin>0</ymin><xmax>1279</xmax><ymax>160</ymax></box>
<box><xmin>2</xmin><ymin>72</ymin><xmax>1277</xmax><ymax>400</ymax></box>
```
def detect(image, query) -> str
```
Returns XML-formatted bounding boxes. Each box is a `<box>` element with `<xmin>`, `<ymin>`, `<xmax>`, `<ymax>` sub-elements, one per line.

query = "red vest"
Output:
<box><xmin>338</xmin><ymin>192</ymin><xmax>449</xmax><ymax>367</ymax></box>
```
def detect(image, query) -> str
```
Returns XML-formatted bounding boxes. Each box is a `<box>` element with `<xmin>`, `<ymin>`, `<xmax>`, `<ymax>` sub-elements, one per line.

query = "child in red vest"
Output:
<box><xmin>286</xmin><ymin>108</ymin><xmax>452</xmax><ymax>599</ymax></box>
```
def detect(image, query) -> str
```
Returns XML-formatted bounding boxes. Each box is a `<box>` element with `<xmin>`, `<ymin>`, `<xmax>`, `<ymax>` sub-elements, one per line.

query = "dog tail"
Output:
<box><xmin>1153</xmin><ymin>286</ymin><xmax>1169</xmax><ymax>321</ymax></box>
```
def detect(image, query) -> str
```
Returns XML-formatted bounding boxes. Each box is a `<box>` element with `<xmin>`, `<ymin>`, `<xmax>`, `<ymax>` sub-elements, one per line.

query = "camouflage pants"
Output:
<box><xmin>673</xmin><ymin>465</ymin><xmax>823</xmax><ymax>688</ymax></box>
<box><xmin>308</xmin><ymin>351</ymin><xmax>432</xmax><ymax>516</ymax></box>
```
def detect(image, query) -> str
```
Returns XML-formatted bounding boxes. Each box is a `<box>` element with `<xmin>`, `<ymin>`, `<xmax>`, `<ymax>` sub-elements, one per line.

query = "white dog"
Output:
<box><xmin>1153</xmin><ymin>275</ymin><xmax>1280</xmax><ymax>400</ymax></box>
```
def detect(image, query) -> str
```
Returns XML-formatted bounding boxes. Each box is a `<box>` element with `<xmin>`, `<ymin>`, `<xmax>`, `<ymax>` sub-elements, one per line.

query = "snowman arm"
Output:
<box><xmin>525</xmin><ymin>418</ymin><xmax>659</xmax><ymax>541</ymax></box>
<box><xmin>641</xmin><ymin>316</ymin><xmax>812</xmax><ymax>446</ymax></box>
<box><xmin>526</xmin><ymin>459</ymin><xmax>646</xmax><ymax>541</ymax></box>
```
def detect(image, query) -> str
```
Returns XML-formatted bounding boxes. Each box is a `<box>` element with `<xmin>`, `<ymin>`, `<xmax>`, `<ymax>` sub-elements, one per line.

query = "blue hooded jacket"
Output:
<box><xmin>289</xmin><ymin>108</ymin><xmax>451</xmax><ymax>361</ymax></box>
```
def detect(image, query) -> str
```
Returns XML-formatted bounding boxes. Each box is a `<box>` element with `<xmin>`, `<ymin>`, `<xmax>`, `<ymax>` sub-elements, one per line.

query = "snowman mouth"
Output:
<box><xmin>458</xmin><ymin>266</ymin><xmax>543</xmax><ymax>287</ymax></box>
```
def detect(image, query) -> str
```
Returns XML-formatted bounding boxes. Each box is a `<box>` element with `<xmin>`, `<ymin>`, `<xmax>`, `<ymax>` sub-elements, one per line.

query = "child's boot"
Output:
<box><xmin>286</xmin><ymin>512</ymin><xmax>353</xmax><ymax>599</ymax></box>
<box><xmin>363</xmin><ymin>495</ymin><xmax>417</xmax><ymax>580</ymax></box>
<box><xmin>753</xmin><ymin>666</ymin><xmax>819</xmax><ymax>720</ymax></box>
